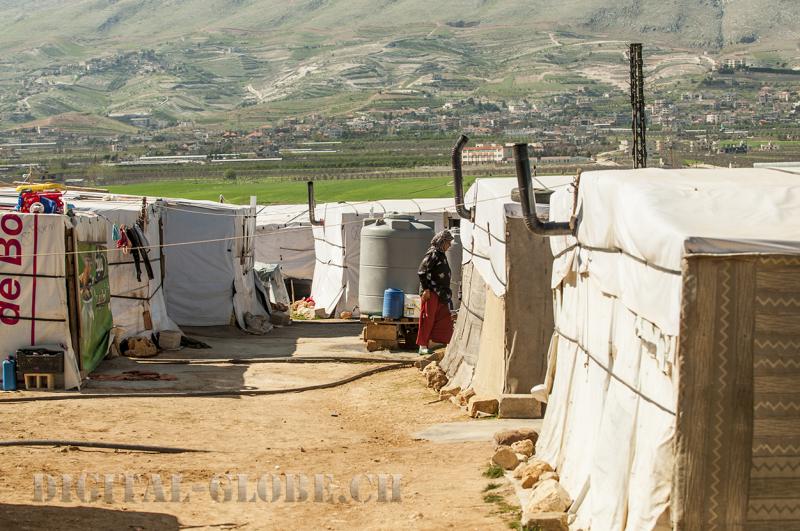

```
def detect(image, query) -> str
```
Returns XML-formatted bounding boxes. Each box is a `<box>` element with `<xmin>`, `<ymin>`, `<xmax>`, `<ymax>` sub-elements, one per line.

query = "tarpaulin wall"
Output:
<box><xmin>441</xmin><ymin>177</ymin><xmax>562</xmax><ymax>397</ymax></box>
<box><xmin>310</xmin><ymin>199</ymin><xmax>456</xmax><ymax>317</ymax></box>
<box><xmin>0</xmin><ymin>212</ymin><xmax>80</xmax><ymax>388</ymax></box>
<box><xmin>255</xmin><ymin>204</ymin><xmax>315</xmax><ymax>281</ymax></box>
<box><xmin>71</xmin><ymin>200</ymin><xmax>177</xmax><ymax>338</ymax></box>
<box><xmin>538</xmin><ymin>168</ymin><xmax>800</xmax><ymax>530</ymax></box>
<box><xmin>674</xmin><ymin>254</ymin><xmax>800</xmax><ymax>530</ymax></box>
<box><xmin>160</xmin><ymin>201</ymin><xmax>267</xmax><ymax>328</ymax></box>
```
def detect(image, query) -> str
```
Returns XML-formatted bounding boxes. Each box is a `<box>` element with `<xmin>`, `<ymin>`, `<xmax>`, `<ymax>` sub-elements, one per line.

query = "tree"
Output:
<box><xmin>223</xmin><ymin>169</ymin><xmax>237</xmax><ymax>181</ymax></box>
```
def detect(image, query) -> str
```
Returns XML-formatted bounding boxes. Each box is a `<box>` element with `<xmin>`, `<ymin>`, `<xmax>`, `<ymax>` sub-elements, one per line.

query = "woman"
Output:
<box><xmin>417</xmin><ymin>229</ymin><xmax>455</xmax><ymax>355</ymax></box>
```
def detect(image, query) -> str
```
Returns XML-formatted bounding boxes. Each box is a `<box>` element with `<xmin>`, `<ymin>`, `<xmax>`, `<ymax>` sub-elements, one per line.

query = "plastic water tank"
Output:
<box><xmin>359</xmin><ymin>214</ymin><xmax>435</xmax><ymax>316</ymax></box>
<box><xmin>446</xmin><ymin>227</ymin><xmax>463</xmax><ymax>310</ymax></box>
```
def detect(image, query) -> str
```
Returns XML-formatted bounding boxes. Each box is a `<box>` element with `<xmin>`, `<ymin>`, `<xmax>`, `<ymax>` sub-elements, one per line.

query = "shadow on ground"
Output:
<box><xmin>0</xmin><ymin>503</ymin><xmax>180</xmax><ymax>531</ymax></box>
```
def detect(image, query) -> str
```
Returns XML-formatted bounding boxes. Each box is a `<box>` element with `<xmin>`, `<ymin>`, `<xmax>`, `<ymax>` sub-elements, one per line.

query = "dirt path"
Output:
<box><xmin>0</xmin><ymin>323</ymin><xmax>519</xmax><ymax>530</ymax></box>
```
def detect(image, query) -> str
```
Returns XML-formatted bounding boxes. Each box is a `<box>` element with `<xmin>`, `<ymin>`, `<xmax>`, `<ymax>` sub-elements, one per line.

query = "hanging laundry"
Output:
<box><xmin>112</xmin><ymin>224</ymin><xmax>121</xmax><ymax>242</ymax></box>
<box><xmin>125</xmin><ymin>226</ymin><xmax>154</xmax><ymax>282</ymax></box>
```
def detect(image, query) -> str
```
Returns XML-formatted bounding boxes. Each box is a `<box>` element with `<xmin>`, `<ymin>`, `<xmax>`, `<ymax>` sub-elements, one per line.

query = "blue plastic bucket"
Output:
<box><xmin>382</xmin><ymin>289</ymin><xmax>405</xmax><ymax>319</ymax></box>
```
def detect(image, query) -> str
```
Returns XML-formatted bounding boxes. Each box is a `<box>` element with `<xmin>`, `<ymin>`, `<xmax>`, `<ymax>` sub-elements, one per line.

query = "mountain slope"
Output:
<box><xmin>0</xmin><ymin>0</ymin><xmax>798</xmax><ymax>126</ymax></box>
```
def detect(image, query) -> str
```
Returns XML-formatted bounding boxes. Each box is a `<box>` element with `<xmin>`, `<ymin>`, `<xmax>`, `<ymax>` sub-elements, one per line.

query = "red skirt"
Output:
<box><xmin>417</xmin><ymin>291</ymin><xmax>453</xmax><ymax>347</ymax></box>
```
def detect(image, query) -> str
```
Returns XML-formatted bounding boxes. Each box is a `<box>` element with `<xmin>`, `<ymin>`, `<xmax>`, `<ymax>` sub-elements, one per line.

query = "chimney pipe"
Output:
<box><xmin>451</xmin><ymin>134</ymin><xmax>473</xmax><ymax>220</ymax></box>
<box><xmin>307</xmin><ymin>181</ymin><xmax>323</xmax><ymax>226</ymax></box>
<box><xmin>512</xmin><ymin>143</ymin><xmax>574</xmax><ymax>236</ymax></box>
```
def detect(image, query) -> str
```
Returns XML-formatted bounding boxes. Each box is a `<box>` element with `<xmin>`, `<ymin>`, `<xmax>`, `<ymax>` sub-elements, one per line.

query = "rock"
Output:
<box><xmin>439</xmin><ymin>385</ymin><xmax>460</xmax><ymax>400</ymax></box>
<box><xmin>421</xmin><ymin>361</ymin><xmax>440</xmax><ymax>376</ymax></box>
<box><xmin>123</xmin><ymin>337</ymin><xmax>158</xmax><ymax>358</ymax></box>
<box><xmin>511</xmin><ymin>439</ymin><xmax>534</xmax><ymax>457</ymax></box>
<box><xmin>468</xmin><ymin>396</ymin><xmax>498</xmax><ymax>418</ymax></box>
<box><xmin>269</xmin><ymin>311</ymin><xmax>292</xmax><ymax>326</ymax></box>
<box><xmin>515</xmin><ymin>453</ymin><xmax>529</xmax><ymax>463</ymax></box>
<box><xmin>414</xmin><ymin>359</ymin><xmax>431</xmax><ymax>370</ymax></box>
<box><xmin>526</xmin><ymin>479</ymin><xmax>571</xmax><ymax>514</ymax></box>
<box><xmin>540</xmin><ymin>471</ymin><xmax>559</xmax><ymax>483</ymax></box>
<box><xmin>458</xmin><ymin>388</ymin><xmax>476</xmax><ymax>406</ymax></box>
<box><xmin>491</xmin><ymin>446</ymin><xmax>519</xmax><ymax>470</ymax></box>
<box><xmin>521</xmin><ymin>511</ymin><xmax>568</xmax><ymax>531</ymax></box>
<box><xmin>339</xmin><ymin>311</ymin><xmax>353</xmax><ymax>319</ymax></box>
<box><xmin>423</xmin><ymin>362</ymin><xmax>448</xmax><ymax>392</ymax></box>
<box><xmin>493</xmin><ymin>427</ymin><xmax>539</xmax><ymax>449</ymax></box>
<box><xmin>498</xmin><ymin>394</ymin><xmax>543</xmax><ymax>419</ymax></box>
<box><xmin>519</xmin><ymin>459</ymin><xmax>554</xmax><ymax>489</ymax></box>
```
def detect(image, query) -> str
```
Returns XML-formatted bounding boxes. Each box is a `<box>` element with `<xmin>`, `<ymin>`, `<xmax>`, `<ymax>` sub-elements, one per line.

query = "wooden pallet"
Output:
<box><xmin>361</xmin><ymin>316</ymin><xmax>419</xmax><ymax>352</ymax></box>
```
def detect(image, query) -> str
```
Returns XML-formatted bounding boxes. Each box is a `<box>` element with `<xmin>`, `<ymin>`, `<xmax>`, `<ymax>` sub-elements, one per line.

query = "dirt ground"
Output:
<box><xmin>0</xmin><ymin>322</ymin><xmax>525</xmax><ymax>530</ymax></box>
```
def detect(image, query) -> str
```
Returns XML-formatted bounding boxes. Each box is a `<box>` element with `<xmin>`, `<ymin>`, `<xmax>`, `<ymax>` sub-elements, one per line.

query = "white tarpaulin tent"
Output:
<box><xmin>538</xmin><ymin>167</ymin><xmax>800</xmax><ymax>530</ymax></box>
<box><xmin>66</xmin><ymin>193</ymin><xmax>178</xmax><ymax>338</ymax></box>
<box><xmin>442</xmin><ymin>176</ymin><xmax>572</xmax><ymax>396</ymax></box>
<box><xmin>0</xmin><ymin>189</ymin><xmax>177</xmax><ymax>340</ymax></box>
<box><xmin>159</xmin><ymin>199</ymin><xmax>267</xmax><ymax>328</ymax></box>
<box><xmin>255</xmin><ymin>204</ymin><xmax>315</xmax><ymax>281</ymax></box>
<box><xmin>310</xmin><ymin>198</ymin><xmax>457</xmax><ymax>317</ymax></box>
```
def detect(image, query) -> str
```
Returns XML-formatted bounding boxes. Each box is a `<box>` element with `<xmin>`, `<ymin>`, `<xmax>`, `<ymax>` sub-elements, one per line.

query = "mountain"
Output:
<box><xmin>1</xmin><ymin>0</ymin><xmax>798</xmax><ymax>127</ymax></box>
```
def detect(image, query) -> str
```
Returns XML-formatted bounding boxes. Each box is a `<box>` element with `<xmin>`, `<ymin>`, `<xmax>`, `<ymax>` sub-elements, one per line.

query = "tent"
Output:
<box><xmin>157</xmin><ymin>198</ymin><xmax>268</xmax><ymax>328</ymax></box>
<box><xmin>0</xmin><ymin>209</ymin><xmax>115</xmax><ymax>389</ymax></box>
<box><xmin>254</xmin><ymin>204</ymin><xmax>315</xmax><ymax>282</ymax></box>
<box><xmin>537</xmin><ymin>167</ymin><xmax>800</xmax><ymax>529</ymax></box>
<box><xmin>0</xmin><ymin>189</ymin><xmax>177</xmax><ymax>339</ymax></box>
<box><xmin>441</xmin><ymin>176</ymin><xmax>573</xmax><ymax>397</ymax></box>
<box><xmin>310</xmin><ymin>198</ymin><xmax>458</xmax><ymax>317</ymax></box>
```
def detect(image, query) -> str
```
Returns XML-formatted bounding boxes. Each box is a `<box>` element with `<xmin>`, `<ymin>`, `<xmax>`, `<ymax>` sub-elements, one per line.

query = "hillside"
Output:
<box><xmin>1</xmin><ymin>0</ymin><xmax>798</xmax><ymax>128</ymax></box>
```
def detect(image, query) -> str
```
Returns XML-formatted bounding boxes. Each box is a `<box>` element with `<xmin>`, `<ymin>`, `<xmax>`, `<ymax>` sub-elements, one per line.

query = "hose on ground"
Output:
<box><xmin>0</xmin><ymin>440</ymin><xmax>203</xmax><ymax>453</ymax></box>
<box><xmin>140</xmin><ymin>355</ymin><xmax>414</xmax><ymax>366</ymax></box>
<box><xmin>0</xmin><ymin>361</ymin><xmax>414</xmax><ymax>404</ymax></box>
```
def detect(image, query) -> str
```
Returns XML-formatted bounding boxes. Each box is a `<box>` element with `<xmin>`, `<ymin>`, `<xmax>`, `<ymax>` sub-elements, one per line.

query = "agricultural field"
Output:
<box><xmin>106</xmin><ymin>175</ymin><xmax>479</xmax><ymax>205</ymax></box>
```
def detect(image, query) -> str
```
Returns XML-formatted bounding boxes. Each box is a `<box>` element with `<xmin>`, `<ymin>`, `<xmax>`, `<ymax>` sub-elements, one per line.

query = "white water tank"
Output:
<box><xmin>358</xmin><ymin>214</ymin><xmax>435</xmax><ymax>316</ymax></box>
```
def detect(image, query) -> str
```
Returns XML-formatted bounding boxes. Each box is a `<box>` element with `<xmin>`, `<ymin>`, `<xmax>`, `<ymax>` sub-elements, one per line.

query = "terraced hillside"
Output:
<box><xmin>1</xmin><ymin>0</ymin><xmax>798</xmax><ymax>127</ymax></box>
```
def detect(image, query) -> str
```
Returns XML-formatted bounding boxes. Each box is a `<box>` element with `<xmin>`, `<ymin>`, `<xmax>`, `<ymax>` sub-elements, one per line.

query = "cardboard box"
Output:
<box><xmin>404</xmin><ymin>294</ymin><xmax>421</xmax><ymax>318</ymax></box>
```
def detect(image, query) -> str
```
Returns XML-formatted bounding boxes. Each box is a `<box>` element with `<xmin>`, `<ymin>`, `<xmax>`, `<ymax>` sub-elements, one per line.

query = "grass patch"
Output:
<box><xmin>106</xmin><ymin>175</ymin><xmax>477</xmax><ymax>204</ymax></box>
<box><xmin>483</xmin><ymin>464</ymin><xmax>504</xmax><ymax>479</ymax></box>
<box><xmin>483</xmin><ymin>482</ymin><xmax>501</xmax><ymax>492</ymax></box>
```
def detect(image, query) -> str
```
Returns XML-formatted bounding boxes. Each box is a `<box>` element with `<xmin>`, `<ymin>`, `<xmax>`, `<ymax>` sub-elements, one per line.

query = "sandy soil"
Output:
<box><xmin>0</xmin><ymin>323</ymin><xmax>519</xmax><ymax>530</ymax></box>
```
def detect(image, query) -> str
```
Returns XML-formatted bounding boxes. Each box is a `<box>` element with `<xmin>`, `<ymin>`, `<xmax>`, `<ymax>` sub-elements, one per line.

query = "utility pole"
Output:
<box><xmin>629</xmin><ymin>43</ymin><xmax>647</xmax><ymax>168</ymax></box>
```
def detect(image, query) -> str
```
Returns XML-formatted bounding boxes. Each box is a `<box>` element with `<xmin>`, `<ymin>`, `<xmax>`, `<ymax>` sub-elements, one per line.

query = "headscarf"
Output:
<box><xmin>430</xmin><ymin>229</ymin><xmax>454</xmax><ymax>252</ymax></box>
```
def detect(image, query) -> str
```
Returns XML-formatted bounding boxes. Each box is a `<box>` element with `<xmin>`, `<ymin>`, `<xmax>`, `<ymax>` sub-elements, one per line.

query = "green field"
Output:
<box><xmin>106</xmin><ymin>176</ymin><xmax>482</xmax><ymax>205</ymax></box>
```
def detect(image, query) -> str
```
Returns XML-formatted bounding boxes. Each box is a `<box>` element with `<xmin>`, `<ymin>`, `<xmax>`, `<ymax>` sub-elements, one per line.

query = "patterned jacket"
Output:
<box><xmin>418</xmin><ymin>249</ymin><xmax>452</xmax><ymax>304</ymax></box>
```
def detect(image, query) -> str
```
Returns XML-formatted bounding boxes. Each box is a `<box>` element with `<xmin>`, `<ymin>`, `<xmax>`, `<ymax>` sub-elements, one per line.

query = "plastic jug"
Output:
<box><xmin>2</xmin><ymin>356</ymin><xmax>16</xmax><ymax>391</ymax></box>
<box><xmin>382</xmin><ymin>288</ymin><xmax>405</xmax><ymax>319</ymax></box>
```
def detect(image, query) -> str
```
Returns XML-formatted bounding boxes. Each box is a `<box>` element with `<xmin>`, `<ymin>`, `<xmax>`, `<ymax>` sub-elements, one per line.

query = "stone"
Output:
<box><xmin>422</xmin><ymin>362</ymin><xmax>448</xmax><ymax>392</ymax></box>
<box><xmin>123</xmin><ymin>337</ymin><xmax>158</xmax><ymax>358</ymax></box>
<box><xmin>519</xmin><ymin>459</ymin><xmax>554</xmax><ymax>489</ymax></box>
<box><xmin>498</xmin><ymin>394</ymin><xmax>543</xmax><ymax>419</ymax></box>
<box><xmin>439</xmin><ymin>385</ymin><xmax>461</xmax><ymax>400</ymax></box>
<box><xmin>468</xmin><ymin>396</ymin><xmax>498</xmax><ymax>418</ymax></box>
<box><xmin>526</xmin><ymin>479</ymin><xmax>571</xmax><ymax>513</ymax></box>
<box><xmin>458</xmin><ymin>388</ymin><xmax>476</xmax><ymax>406</ymax></box>
<box><xmin>493</xmin><ymin>427</ymin><xmax>539</xmax><ymax>449</ymax></box>
<box><xmin>511</xmin><ymin>439</ymin><xmax>534</xmax><ymax>457</ymax></box>
<box><xmin>491</xmin><ymin>446</ymin><xmax>519</xmax><ymax>470</ymax></box>
<box><xmin>269</xmin><ymin>311</ymin><xmax>292</xmax><ymax>326</ymax></box>
<box><xmin>521</xmin><ymin>511</ymin><xmax>568</xmax><ymax>531</ymax></box>
<box><xmin>540</xmin><ymin>471</ymin><xmax>559</xmax><ymax>483</ymax></box>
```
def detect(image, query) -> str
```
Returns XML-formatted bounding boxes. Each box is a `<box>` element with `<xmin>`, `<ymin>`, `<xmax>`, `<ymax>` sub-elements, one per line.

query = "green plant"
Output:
<box><xmin>223</xmin><ymin>168</ymin><xmax>237</xmax><ymax>181</ymax></box>
<box><xmin>483</xmin><ymin>464</ymin><xmax>504</xmax><ymax>479</ymax></box>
